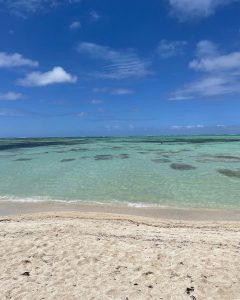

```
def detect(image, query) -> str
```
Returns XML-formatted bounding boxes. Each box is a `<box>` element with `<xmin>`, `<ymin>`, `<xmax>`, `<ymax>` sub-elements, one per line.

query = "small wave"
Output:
<box><xmin>0</xmin><ymin>195</ymin><xmax>54</xmax><ymax>203</ymax></box>
<box><xmin>127</xmin><ymin>202</ymin><xmax>169</xmax><ymax>208</ymax></box>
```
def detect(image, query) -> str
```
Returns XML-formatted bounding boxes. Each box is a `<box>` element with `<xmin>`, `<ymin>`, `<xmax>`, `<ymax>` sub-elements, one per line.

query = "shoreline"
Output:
<box><xmin>1</xmin><ymin>200</ymin><xmax>240</xmax><ymax>221</ymax></box>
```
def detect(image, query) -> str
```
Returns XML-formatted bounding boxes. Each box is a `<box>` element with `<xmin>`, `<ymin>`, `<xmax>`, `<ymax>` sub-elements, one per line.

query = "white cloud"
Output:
<box><xmin>0</xmin><ymin>52</ymin><xmax>38</xmax><ymax>68</ymax></box>
<box><xmin>190</xmin><ymin>51</ymin><xmax>240</xmax><ymax>72</ymax></box>
<box><xmin>0</xmin><ymin>92</ymin><xmax>23</xmax><ymax>101</ymax></box>
<box><xmin>170</xmin><ymin>40</ymin><xmax>240</xmax><ymax>99</ymax></box>
<box><xmin>170</xmin><ymin>75</ymin><xmax>239</xmax><ymax>100</ymax></box>
<box><xmin>76</xmin><ymin>112</ymin><xmax>87</xmax><ymax>117</ymax></box>
<box><xmin>91</xmin><ymin>99</ymin><xmax>103</xmax><ymax>104</ymax></box>
<box><xmin>89</xmin><ymin>11</ymin><xmax>101</xmax><ymax>20</ymax></box>
<box><xmin>93</xmin><ymin>87</ymin><xmax>134</xmax><ymax>94</ymax></box>
<box><xmin>158</xmin><ymin>39</ymin><xmax>187</xmax><ymax>58</ymax></box>
<box><xmin>77</xmin><ymin>42</ymin><xmax>151</xmax><ymax>79</ymax></box>
<box><xmin>168</xmin><ymin>0</ymin><xmax>233</xmax><ymax>20</ymax></box>
<box><xmin>194</xmin><ymin>40</ymin><xmax>218</xmax><ymax>58</ymax></box>
<box><xmin>69</xmin><ymin>21</ymin><xmax>81</xmax><ymax>30</ymax></box>
<box><xmin>111</xmin><ymin>88</ymin><xmax>133</xmax><ymax>95</ymax></box>
<box><xmin>18</xmin><ymin>66</ymin><xmax>77</xmax><ymax>87</ymax></box>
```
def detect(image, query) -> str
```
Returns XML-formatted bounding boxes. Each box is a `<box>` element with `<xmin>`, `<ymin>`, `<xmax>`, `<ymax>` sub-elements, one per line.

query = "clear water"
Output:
<box><xmin>0</xmin><ymin>136</ymin><xmax>240</xmax><ymax>209</ymax></box>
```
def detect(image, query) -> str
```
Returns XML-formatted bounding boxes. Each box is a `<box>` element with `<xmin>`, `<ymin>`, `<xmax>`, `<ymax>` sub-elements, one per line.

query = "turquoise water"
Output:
<box><xmin>0</xmin><ymin>136</ymin><xmax>240</xmax><ymax>209</ymax></box>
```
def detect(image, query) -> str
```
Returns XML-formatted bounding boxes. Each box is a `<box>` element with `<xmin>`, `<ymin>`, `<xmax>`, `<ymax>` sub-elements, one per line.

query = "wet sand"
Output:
<box><xmin>0</xmin><ymin>200</ymin><xmax>240</xmax><ymax>221</ymax></box>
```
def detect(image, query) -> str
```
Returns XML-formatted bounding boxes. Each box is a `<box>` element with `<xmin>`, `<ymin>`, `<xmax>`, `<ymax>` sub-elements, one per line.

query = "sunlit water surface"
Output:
<box><xmin>0</xmin><ymin>136</ymin><xmax>240</xmax><ymax>209</ymax></box>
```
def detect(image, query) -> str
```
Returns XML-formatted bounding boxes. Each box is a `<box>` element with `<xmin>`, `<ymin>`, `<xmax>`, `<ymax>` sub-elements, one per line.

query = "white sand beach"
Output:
<box><xmin>0</xmin><ymin>209</ymin><xmax>240</xmax><ymax>300</ymax></box>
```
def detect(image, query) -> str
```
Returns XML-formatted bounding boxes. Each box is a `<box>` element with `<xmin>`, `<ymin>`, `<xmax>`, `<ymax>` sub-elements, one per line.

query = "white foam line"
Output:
<box><xmin>0</xmin><ymin>195</ymin><xmax>169</xmax><ymax>208</ymax></box>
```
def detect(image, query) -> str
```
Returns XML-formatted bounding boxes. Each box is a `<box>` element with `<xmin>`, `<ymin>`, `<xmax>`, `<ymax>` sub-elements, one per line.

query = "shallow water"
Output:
<box><xmin>0</xmin><ymin>136</ymin><xmax>240</xmax><ymax>209</ymax></box>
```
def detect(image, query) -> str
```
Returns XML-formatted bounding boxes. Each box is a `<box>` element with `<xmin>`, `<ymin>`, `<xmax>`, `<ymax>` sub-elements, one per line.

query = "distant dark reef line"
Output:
<box><xmin>1</xmin><ymin>136</ymin><xmax>240</xmax><ymax>151</ymax></box>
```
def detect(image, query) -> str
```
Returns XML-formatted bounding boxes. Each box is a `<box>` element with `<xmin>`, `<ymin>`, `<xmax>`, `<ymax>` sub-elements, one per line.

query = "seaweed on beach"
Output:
<box><xmin>217</xmin><ymin>169</ymin><xmax>240</xmax><ymax>178</ymax></box>
<box><xmin>170</xmin><ymin>163</ymin><xmax>196</xmax><ymax>171</ymax></box>
<box><xmin>60</xmin><ymin>158</ymin><xmax>76</xmax><ymax>163</ymax></box>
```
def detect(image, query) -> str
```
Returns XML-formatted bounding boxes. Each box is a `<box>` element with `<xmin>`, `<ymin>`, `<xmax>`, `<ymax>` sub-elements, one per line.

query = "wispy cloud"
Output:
<box><xmin>189</xmin><ymin>47</ymin><xmax>240</xmax><ymax>73</ymax></box>
<box><xmin>105</xmin><ymin>124</ymin><xmax>121</xmax><ymax>130</ymax></box>
<box><xmin>0</xmin><ymin>52</ymin><xmax>38</xmax><ymax>68</ymax></box>
<box><xmin>168</xmin><ymin>0</ymin><xmax>233</xmax><ymax>21</ymax></box>
<box><xmin>91</xmin><ymin>99</ymin><xmax>103</xmax><ymax>104</ymax></box>
<box><xmin>92</xmin><ymin>87</ymin><xmax>108</xmax><ymax>93</ymax></box>
<box><xmin>0</xmin><ymin>108</ymin><xmax>27</xmax><ymax>117</ymax></box>
<box><xmin>77</xmin><ymin>42</ymin><xmax>151</xmax><ymax>79</ymax></box>
<box><xmin>171</xmin><ymin>124</ymin><xmax>205</xmax><ymax>129</ymax></box>
<box><xmin>158</xmin><ymin>39</ymin><xmax>187</xmax><ymax>58</ymax></box>
<box><xmin>93</xmin><ymin>87</ymin><xmax>134</xmax><ymax>95</ymax></box>
<box><xmin>111</xmin><ymin>88</ymin><xmax>134</xmax><ymax>95</ymax></box>
<box><xmin>89</xmin><ymin>10</ymin><xmax>101</xmax><ymax>20</ymax></box>
<box><xmin>18</xmin><ymin>66</ymin><xmax>77</xmax><ymax>87</ymax></box>
<box><xmin>76</xmin><ymin>111</ymin><xmax>87</xmax><ymax>117</ymax></box>
<box><xmin>169</xmin><ymin>75</ymin><xmax>239</xmax><ymax>100</ymax></box>
<box><xmin>69</xmin><ymin>21</ymin><xmax>81</xmax><ymax>30</ymax></box>
<box><xmin>0</xmin><ymin>0</ymin><xmax>81</xmax><ymax>16</ymax></box>
<box><xmin>0</xmin><ymin>92</ymin><xmax>23</xmax><ymax>101</ymax></box>
<box><xmin>170</xmin><ymin>40</ymin><xmax>240</xmax><ymax>99</ymax></box>
<box><xmin>97</xmin><ymin>107</ymin><xmax>105</xmax><ymax>113</ymax></box>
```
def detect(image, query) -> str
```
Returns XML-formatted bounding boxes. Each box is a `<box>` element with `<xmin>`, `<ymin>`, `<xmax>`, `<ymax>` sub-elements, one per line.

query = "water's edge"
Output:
<box><xmin>1</xmin><ymin>200</ymin><xmax>240</xmax><ymax>221</ymax></box>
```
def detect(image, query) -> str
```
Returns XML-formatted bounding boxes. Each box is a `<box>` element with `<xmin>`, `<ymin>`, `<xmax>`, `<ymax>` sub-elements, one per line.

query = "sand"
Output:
<box><xmin>0</xmin><ymin>211</ymin><xmax>240</xmax><ymax>300</ymax></box>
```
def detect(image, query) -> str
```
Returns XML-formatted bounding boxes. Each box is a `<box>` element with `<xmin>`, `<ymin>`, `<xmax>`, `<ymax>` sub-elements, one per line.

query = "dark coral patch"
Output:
<box><xmin>119</xmin><ymin>154</ymin><xmax>129</xmax><ymax>159</ymax></box>
<box><xmin>197</xmin><ymin>155</ymin><xmax>240</xmax><ymax>163</ymax></box>
<box><xmin>69</xmin><ymin>148</ymin><xmax>89</xmax><ymax>152</ymax></box>
<box><xmin>60</xmin><ymin>159</ymin><xmax>76</xmax><ymax>163</ymax></box>
<box><xmin>14</xmin><ymin>158</ymin><xmax>32</xmax><ymax>161</ymax></box>
<box><xmin>151</xmin><ymin>158</ymin><xmax>171</xmax><ymax>163</ymax></box>
<box><xmin>217</xmin><ymin>169</ymin><xmax>240</xmax><ymax>178</ymax></box>
<box><xmin>94</xmin><ymin>155</ymin><xmax>113</xmax><ymax>160</ymax></box>
<box><xmin>214</xmin><ymin>155</ymin><xmax>240</xmax><ymax>160</ymax></box>
<box><xmin>170</xmin><ymin>163</ymin><xmax>196</xmax><ymax>171</ymax></box>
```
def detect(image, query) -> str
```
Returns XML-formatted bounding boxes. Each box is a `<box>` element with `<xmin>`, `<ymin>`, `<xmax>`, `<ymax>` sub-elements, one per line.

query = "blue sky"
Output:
<box><xmin>1</xmin><ymin>0</ymin><xmax>240</xmax><ymax>137</ymax></box>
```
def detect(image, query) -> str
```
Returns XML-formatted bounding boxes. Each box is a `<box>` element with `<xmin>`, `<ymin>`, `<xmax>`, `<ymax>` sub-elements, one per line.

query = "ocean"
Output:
<box><xmin>0</xmin><ymin>136</ymin><xmax>240</xmax><ymax>209</ymax></box>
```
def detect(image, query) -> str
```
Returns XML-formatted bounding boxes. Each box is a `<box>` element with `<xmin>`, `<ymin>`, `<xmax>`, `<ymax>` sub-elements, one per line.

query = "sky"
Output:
<box><xmin>1</xmin><ymin>0</ymin><xmax>240</xmax><ymax>137</ymax></box>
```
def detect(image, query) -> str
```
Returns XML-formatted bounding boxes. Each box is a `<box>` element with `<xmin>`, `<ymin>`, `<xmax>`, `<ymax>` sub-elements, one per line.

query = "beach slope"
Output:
<box><xmin>0</xmin><ymin>212</ymin><xmax>239</xmax><ymax>300</ymax></box>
